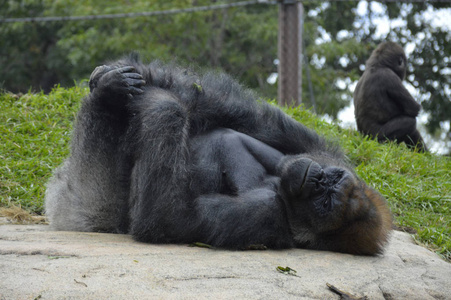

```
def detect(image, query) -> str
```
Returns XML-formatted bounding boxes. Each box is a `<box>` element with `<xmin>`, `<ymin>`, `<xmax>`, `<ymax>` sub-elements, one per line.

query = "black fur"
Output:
<box><xmin>46</xmin><ymin>55</ymin><xmax>392</xmax><ymax>254</ymax></box>
<box><xmin>354</xmin><ymin>41</ymin><xmax>428</xmax><ymax>152</ymax></box>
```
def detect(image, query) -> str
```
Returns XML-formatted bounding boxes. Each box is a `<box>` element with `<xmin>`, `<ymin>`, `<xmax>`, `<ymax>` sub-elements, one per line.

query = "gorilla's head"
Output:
<box><xmin>366</xmin><ymin>41</ymin><xmax>407</xmax><ymax>80</ymax></box>
<box><xmin>279</xmin><ymin>156</ymin><xmax>392</xmax><ymax>255</ymax></box>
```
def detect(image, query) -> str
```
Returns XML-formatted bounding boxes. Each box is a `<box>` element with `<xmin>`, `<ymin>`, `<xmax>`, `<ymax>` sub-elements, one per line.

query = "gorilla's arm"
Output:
<box><xmin>188</xmin><ymin>130</ymin><xmax>293</xmax><ymax>248</ymax></box>
<box><xmin>194</xmin><ymin>189</ymin><xmax>292</xmax><ymax>249</ymax></box>
<box><xmin>199</xmin><ymin>88</ymin><xmax>327</xmax><ymax>156</ymax></box>
<box><xmin>189</xmin><ymin>128</ymin><xmax>283</xmax><ymax>195</ymax></box>
<box><xmin>45</xmin><ymin>66</ymin><xmax>145</xmax><ymax>233</ymax></box>
<box><xmin>383</xmin><ymin>71</ymin><xmax>421</xmax><ymax>117</ymax></box>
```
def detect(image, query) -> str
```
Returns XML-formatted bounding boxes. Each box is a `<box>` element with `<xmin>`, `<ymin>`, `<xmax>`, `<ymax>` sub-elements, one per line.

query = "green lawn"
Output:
<box><xmin>1</xmin><ymin>87</ymin><xmax>450</xmax><ymax>260</ymax></box>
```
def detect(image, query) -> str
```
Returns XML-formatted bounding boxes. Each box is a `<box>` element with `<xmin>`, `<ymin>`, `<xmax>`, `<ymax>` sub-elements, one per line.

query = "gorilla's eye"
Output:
<box><xmin>398</xmin><ymin>57</ymin><xmax>404</xmax><ymax>66</ymax></box>
<box><xmin>323</xmin><ymin>198</ymin><xmax>330</xmax><ymax>209</ymax></box>
<box><xmin>331</xmin><ymin>170</ymin><xmax>344</xmax><ymax>185</ymax></box>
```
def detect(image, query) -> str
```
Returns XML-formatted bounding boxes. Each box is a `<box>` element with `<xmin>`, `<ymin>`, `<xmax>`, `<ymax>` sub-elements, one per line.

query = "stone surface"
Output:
<box><xmin>0</xmin><ymin>224</ymin><xmax>450</xmax><ymax>299</ymax></box>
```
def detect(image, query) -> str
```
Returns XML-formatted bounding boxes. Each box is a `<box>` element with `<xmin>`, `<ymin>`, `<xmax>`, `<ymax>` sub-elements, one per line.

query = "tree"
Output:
<box><xmin>0</xmin><ymin>0</ymin><xmax>70</xmax><ymax>92</ymax></box>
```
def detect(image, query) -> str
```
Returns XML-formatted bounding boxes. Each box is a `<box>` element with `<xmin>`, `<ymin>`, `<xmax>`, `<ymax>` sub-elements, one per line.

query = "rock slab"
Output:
<box><xmin>0</xmin><ymin>224</ymin><xmax>450</xmax><ymax>299</ymax></box>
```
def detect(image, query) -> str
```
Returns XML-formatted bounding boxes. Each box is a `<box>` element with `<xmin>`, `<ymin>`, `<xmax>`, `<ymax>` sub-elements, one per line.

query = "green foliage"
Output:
<box><xmin>0</xmin><ymin>0</ymin><xmax>71</xmax><ymax>92</ymax></box>
<box><xmin>1</xmin><ymin>0</ymin><xmax>279</xmax><ymax>95</ymax></box>
<box><xmin>316</xmin><ymin>1</ymin><xmax>359</xmax><ymax>39</ymax></box>
<box><xmin>1</xmin><ymin>88</ymin><xmax>450</xmax><ymax>260</ymax></box>
<box><xmin>302</xmin><ymin>38</ymin><xmax>370</xmax><ymax>117</ymax></box>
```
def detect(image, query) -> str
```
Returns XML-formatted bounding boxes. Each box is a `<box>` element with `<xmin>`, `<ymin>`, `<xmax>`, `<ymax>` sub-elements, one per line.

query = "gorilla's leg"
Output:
<box><xmin>404</xmin><ymin>129</ymin><xmax>428</xmax><ymax>152</ymax></box>
<box><xmin>45</xmin><ymin>66</ymin><xmax>145</xmax><ymax>233</ymax></box>
<box><xmin>378</xmin><ymin>115</ymin><xmax>416</xmax><ymax>141</ymax></box>
<box><xmin>128</xmin><ymin>88</ymin><xmax>192</xmax><ymax>243</ymax></box>
<box><xmin>378</xmin><ymin>116</ymin><xmax>428</xmax><ymax>152</ymax></box>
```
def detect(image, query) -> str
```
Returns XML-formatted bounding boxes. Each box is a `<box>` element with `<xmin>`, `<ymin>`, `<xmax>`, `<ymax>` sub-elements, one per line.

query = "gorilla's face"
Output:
<box><xmin>280</xmin><ymin>156</ymin><xmax>391</xmax><ymax>254</ymax></box>
<box><xmin>369</xmin><ymin>41</ymin><xmax>407</xmax><ymax>79</ymax></box>
<box><xmin>300</xmin><ymin>161</ymin><xmax>352</xmax><ymax>213</ymax></box>
<box><xmin>281</xmin><ymin>157</ymin><xmax>361</xmax><ymax>236</ymax></box>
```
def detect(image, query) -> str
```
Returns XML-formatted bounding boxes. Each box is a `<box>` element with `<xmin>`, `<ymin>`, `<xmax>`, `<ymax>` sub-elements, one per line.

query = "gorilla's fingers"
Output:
<box><xmin>124</xmin><ymin>73</ymin><xmax>144</xmax><ymax>80</ymax></box>
<box><xmin>122</xmin><ymin>73</ymin><xmax>145</xmax><ymax>87</ymax></box>
<box><xmin>115</xmin><ymin>66</ymin><xmax>136</xmax><ymax>75</ymax></box>
<box><xmin>127</xmin><ymin>86</ymin><xmax>144</xmax><ymax>95</ymax></box>
<box><xmin>113</xmin><ymin>67</ymin><xmax>145</xmax><ymax>91</ymax></box>
<box><xmin>124</xmin><ymin>78</ymin><xmax>146</xmax><ymax>88</ymax></box>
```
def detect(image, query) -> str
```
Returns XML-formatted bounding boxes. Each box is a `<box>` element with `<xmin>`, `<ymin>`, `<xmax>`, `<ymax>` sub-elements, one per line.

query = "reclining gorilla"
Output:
<box><xmin>45</xmin><ymin>55</ymin><xmax>392</xmax><ymax>255</ymax></box>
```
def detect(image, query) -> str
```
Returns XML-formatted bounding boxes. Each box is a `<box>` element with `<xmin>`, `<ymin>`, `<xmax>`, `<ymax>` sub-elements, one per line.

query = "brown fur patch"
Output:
<box><xmin>336</xmin><ymin>184</ymin><xmax>392</xmax><ymax>255</ymax></box>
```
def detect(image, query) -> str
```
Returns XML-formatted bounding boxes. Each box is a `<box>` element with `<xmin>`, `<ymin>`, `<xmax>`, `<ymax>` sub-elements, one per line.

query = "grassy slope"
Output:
<box><xmin>0</xmin><ymin>87</ymin><xmax>85</xmax><ymax>212</ymax></box>
<box><xmin>1</xmin><ymin>87</ymin><xmax>450</xmax><ymax>260</ymax></box>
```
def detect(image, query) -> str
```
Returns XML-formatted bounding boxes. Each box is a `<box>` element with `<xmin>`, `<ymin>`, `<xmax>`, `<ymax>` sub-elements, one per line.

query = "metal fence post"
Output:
<box><xmin>277</xmin><ymin>0</ymin><xmax>303</xmax><ymax>107</ymax></box>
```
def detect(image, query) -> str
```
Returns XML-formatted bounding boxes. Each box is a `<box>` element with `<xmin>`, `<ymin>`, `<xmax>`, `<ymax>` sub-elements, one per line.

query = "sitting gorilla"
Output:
<box><xmin>45</xmin><ymin>54</ymin><xmax>392</xmax><ymax>255</ymax></box>
<box><xmin>354</xmin><ymin>41</ymin><xmax>428</xmax><ymax>152</ymax></box>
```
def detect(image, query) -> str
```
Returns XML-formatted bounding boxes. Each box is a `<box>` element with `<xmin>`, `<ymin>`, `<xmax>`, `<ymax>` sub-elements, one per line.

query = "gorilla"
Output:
<box><xmin>354</xmin><ymin>41</ymin><xmax>428</xmax><ymax>152</ymax></box>
<box><xmin>45</xmin><ymin>54</ymin><xmax>392</xmax><ymax>255</ymax></box>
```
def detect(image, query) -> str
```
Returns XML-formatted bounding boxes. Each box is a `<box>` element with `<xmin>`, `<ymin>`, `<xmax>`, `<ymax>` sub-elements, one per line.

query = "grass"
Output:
<box><xmin>1</xmin><ymin>87</ymin><xmax>450</xmax><ymax>260</ymax></box>
<box><xmin>0</xmin><ymin>86</ymin><xmax>86</xmax><ymax>213</ymax></box>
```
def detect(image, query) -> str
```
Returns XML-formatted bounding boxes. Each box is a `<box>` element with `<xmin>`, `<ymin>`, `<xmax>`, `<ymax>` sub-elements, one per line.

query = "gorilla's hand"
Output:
<box><xmin>89</xmin><ymin>65</ymin><xmax>115</xmax><ymax>92</ymax></box>
<box><xmin>89</xmin><ymin>65</ymin><xmax>146</xmax><ymax>101</ymax></box>
<box><xmin>278</xmin><ymin>157</ymin><xmax>314</xmax><ymax>198</ymax></box>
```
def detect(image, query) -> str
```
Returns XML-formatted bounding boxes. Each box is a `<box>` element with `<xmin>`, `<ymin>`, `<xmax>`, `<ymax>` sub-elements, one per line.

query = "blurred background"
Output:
<box><xmin>1</xmin><ymin>0</ymin><xmax>450</xmax><ymax>154</ymax></box>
